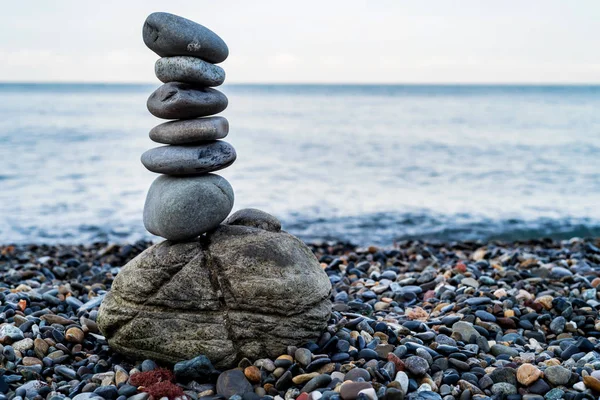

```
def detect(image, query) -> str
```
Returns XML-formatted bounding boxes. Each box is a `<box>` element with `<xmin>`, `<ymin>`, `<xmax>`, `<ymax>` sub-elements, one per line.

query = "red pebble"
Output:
<box><xmin>387</xmin><ymin>353</ymin><xmax>405</xmax><ymax>371</ymax></box>
<box><xmin>423</xmin><ymin>290</ymin><xmax>436</xmax><ymax>301</ymax></box>
<box><xmin>496</xmin><ymin>317</ymin><xmax>517</xmax><ymax>329</ymax></box>
<box><xmin>524</xmin><ymin>299</ymin><xmax>543</xmax><ymax>312</ymax></box>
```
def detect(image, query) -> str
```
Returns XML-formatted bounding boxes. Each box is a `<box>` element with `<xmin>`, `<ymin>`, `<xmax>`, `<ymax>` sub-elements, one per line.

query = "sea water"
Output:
<box><xmin>1</xmin><ymin>83</ymin><xmax>599</xmax><ymax>244</ymax></box>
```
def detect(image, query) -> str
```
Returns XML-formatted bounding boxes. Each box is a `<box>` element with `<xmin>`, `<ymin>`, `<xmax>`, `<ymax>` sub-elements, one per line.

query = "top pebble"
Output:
<box><xmin>143</xmin><ymin>12</ymin><xmax>229</xmax><ymax>63</ymax></box>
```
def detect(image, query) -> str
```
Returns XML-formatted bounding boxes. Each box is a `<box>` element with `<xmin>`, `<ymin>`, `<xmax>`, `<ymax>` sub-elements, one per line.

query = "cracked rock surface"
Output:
<box><xmin>97</xmin><ymin>221</ymin><xmax>332</xmax><ymax>368</ymax></box>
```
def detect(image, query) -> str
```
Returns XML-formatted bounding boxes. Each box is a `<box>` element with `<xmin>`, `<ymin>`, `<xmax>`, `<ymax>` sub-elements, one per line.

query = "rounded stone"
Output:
<box><xmin>149</xmin><ymin>117</ymin><xmax>229</xmax><ymax>145</ymax></box>
<box><xmin>583</xmin><ymin>375</ymin><xmax>600</xmax><ymax>392</ymax></box>
<box><xmin>301</xmin><ymin>374</ymin><xmax>332</xmax><ymax>393</ymax></box>
<box><xmin>224</xmin><ymin>208</ymin><xmax>281</xmax><ymax>232</ymax></box>
<box><xmin>544</xmin><ymin>365</ymin><xmax>571</xmax><ymax>386</ymax></box>
<box><xmin>405</xmin><ymin>356</ymin><xmax>429</xmax><ymax>376</ymax></box>
<box><xmin>345</xmin><ymin>368</ymin><xmax>371</xmax><ymax>382</ymax></box>
<box><xmin>12</xmin><ymin>338</ymin><xmax>34</xmax><ymax>353</ymax></box>
<box><xmin>517</xmin><ymin>363</ymin><xmax>542</xmax><ymax>386</ymax></box>
<box><xmin>174</xmin><ymin>355</ymin><xmax>215</xmax><ymax>381</ymax></box>
<box><xmin>147</xmin><ymin>83</ymin><xmax>228</xmax><ymax>120</ymax></box>
<box><xmin>452</xmin><ymin>321</ymin><xmax>481</xmax><ymax>342</ymax></box>
<box><xmin>491</xmin><ymin>382</ymin><xmax>517</xmax><ymax>395</ymax></box>
<box><xmin>143</xmin><ymin>12</ymin><xmax>229</xmax><ymax>63</ymax></box>
<box><xmin>340</xmin><ymin>382</ymin><xmax>373</xmax><ymax>400</ymax></box>
<box><xmin>97</xmin><ymin>221</ymin><xmax>332</xmax><ymax>368</ymax></box>
<box><xmin>294</xmin><ymin>348</ymin><xmax>312</xmax><ymax>367</ymax></box>
<box><xmin>65</xmin><ymin>327</ymin><xmax>84</xmax><ymax>343</ymax></box>
<box><xmin>141</xmin><ymin>141</ymin><xmax>236</xmax><ymax>175</ymax></box>
<box><xmin>156</xmin><ymin>56</ymin><xmax>225</xmax><ymax>86</ymax></box>
<box><xmin>143</xmin><ymin>174</ymin><xmax>234</xmax><ymax>241</ymax></box>
<box><xmin>216</xmin><ymin>369</ymin><xmax>253</xmax><ymax>397</ymax></box>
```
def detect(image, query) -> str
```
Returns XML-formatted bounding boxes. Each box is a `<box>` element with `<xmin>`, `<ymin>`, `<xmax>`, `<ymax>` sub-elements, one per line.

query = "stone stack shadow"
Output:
<box><xmin>141</xmin><ymin>12</ymin><xmax>235</xmax><ymax>242</ymax></box>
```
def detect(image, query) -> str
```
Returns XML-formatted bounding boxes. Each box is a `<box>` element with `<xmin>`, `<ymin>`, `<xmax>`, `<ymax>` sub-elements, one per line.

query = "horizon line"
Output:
<box><xmin>2</xmin><ymin>81</ymin><xmax>600</xmax><ymax>86</ymax></box>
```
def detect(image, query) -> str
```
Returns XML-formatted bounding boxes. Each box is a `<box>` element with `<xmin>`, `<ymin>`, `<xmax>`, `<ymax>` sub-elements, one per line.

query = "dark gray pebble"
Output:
<box><xmin>345</xmin><ymin>368</ymin><xmax>370</xmax><ymax>382</ymax></box>
<box><xmin>405</xmin><ymin>356</ymin><xmax>429</xmax><ymax>376</ymax></box>
<box><xmin>143</xmin><ymin>12</ymin><xmax>228</xmax><ymax>63</ymax></box>
<box><xmin>141</xmin><ymin>141</ymin><xmax>236</xmax><ymax>176</ymax></box>
<box><xmin>174</xmin><ymin>355</ymin><xmax>216</xmax><ymax>381</ymax></box>
<box><xmin>147</xmin><ymin>83</ymin><xmax>228</xmax><ymax>120</ymax></box>
<box><xmin>475</xmin><ymin>310</ymin><xmax>496</xmax><ymax>322</ymax></box>
<box><xmin>141</xmin><ymin>359</ymin><xmax>157</xmax><ymax>371</ymax></box>
<box><xmin>301</xmin><ymin>374</ymin><xmax>332</xmax><ymax>393</ymax></box>
<box><xmin>357</xmin><ymin>348</ymin><xmax>379</xmax><ymax>360</ymax></box>
<box><xmin>55</xmin><ymin>365</ymin><xmax>77</xmax><ymax>380</ymax></box>
<box><xmin>216</xmin><ymin>369</ymin><xmax>253</xmax><ymax>397</ymax></box>
<box><xmin>117</xmin><ymin>385</ymin><xmax>137</xmax><ymax>397</ymax></box>
<box><xmin>93</xmin><ymin>386</ymin><xmax>119</xmax><ymax>400</ymax></box>
<box><xmin>155</xmin><ymin>56</ymin><xmax>225</xmax><ymax>86</ymax></box>
<box><xmin>149</xmin><ymin>117</ymin><xmax>228</xmax><ymax>145</ymax></box>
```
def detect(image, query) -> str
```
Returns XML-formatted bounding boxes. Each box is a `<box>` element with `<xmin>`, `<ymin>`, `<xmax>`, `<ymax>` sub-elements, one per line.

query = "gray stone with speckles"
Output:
<box><xmin>147</xmin><ymin>83</ymin><xmax>227</xmax><ymax>120</ymax></box>
<box><xmin>141</xmin><ymin>141</ymin><xmax>236</xmax><ymax>176</ymax></box>
<box><xmin>143</xmin><ymin>12</ymin><xmax>228</xmax><ymax>63</ymax></box>
<box><xmin>155</xmin><ymin>56</ymin><xmax>225</xmax><ymax>86</ymax></box>
<box><xmin>149</xmin><ymin>117</ymin><xmax>229</xmax><ymax>145</ymax></box>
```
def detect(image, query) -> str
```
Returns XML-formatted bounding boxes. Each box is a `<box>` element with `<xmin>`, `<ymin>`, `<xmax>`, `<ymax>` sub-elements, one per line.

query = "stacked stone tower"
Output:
<box><xmin>97</xmin><ymin>12</ymin><xmax>332</xmax><ymax>368</ymax></box>
<box><xmin>141</xmin><ymin>12</ymin><xmax>235</xmax><ymax>241</ymax></box>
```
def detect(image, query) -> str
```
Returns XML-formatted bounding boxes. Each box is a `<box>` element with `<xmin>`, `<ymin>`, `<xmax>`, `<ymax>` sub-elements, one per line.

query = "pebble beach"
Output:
<box><xmin>2</xmin><ymin>238</ymin><xmax>600</xmax><ymax>400</ymax></box>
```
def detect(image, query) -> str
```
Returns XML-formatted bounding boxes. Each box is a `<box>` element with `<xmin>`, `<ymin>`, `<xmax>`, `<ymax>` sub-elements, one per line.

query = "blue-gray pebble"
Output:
<box><xmin>141</xmin><ymin>141</ymin><xmax>236</xmax><ymax>176</ymax></box>
<box><xmin>150</xmin><ymin>116</ymin><xmax>229</xmax><ymax>145</ymax></box>
<box><xmin>143</xmin><ymin>174</ymin><xmax>234</xmax><ymax>241</ymax></box>
<box><xmin>155</xmin><ymin>56</ymin><xmax>225</xmax><ymax>86</ymax></box>
<box><xmin>150</xmin><ymin>117</ymin><xmax>229</xmax><ymax>144</ymax></box>
<box><xmin>147</xmin><ymin>83</ymin><xmax>228</xmax><ymax>120</ymax></box>
<box><xmin>143</xmin><ymin>12</ymin><xmax>229</xmax><ymax>63</ymax></box>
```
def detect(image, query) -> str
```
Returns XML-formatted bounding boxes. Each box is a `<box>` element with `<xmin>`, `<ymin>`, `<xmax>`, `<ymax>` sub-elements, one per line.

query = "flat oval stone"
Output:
<box><xmin>143</xmin><ymin>12</ymin><xmax>228</xmax><ymax>63</ymax></box>
<box><xmin>143</xmin><ymin>174</ymin><xmax>234</xmax><ymax>241</ymax></box>
<box><xmin>155</xmin><ymin>56</ymin><xmax>225</xmax><ymax>86</ymax></box>
<box><xmin>147</xmin><ymin>83</ymin><xmax>228</xmax><ymax>120</ymax></box>
<box><xmin>141</xmin><ymin>141</ymin><xmax>236</xmax><ymax>175</ymax></box>
<box><xmin>149</xmin><ymin>117</ymin><xmax>228</xmax><ymax>144</ymax></box>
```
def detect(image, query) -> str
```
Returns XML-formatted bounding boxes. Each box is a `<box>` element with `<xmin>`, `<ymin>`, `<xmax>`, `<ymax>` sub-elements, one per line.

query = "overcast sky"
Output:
<box><xmin>2</xmin><ymin>0</ymin><xmax>599</xmax><ymax>83</ymax></box>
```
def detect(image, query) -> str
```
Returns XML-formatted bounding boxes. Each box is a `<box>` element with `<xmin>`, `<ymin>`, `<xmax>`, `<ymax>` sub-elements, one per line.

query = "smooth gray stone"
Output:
<box><xmin>224</xmin><ymin>208</ymin><xmax>281</xmax><ymax>232</ymax></box>
<box><xmin>141</xmin><ymin>141</ymin><xmax>236</xmax><ymax>175</ymax></box>
<box><xmin>147</xmin><ymin>82</ymin><xmax>228</xmax><ymax>120</ymax></box>
<box><xmin>143</xmin><ymin>12</ymin><xmax>228</xmax><ymax>63</ymax></box>
<box><xmin>155</xmin><ymin>56</ymin><xmax>225</xmax><ymax>86</ymax></box>
<box><xmin>216</xmin><ymin>370</ymin><xmax>252</xmax><ymax>397</ymax></box>
<box><xmin>149</xmin><ymin>117</ymin><xmax>228</xmax><ymax>144</ymax></box>
<box><xmin>143</xmin><ymin>174</ymin><xmax>234</xmax><ymax>241</ymax></box>
<box><xmin>97</xmin><ymin>225</ymin><xmax>332</xmax><ymax>368</ymax></box>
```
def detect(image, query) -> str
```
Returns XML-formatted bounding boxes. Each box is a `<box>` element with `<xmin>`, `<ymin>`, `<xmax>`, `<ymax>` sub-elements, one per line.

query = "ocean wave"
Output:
<box><xmin>285</xmin><ymin>213</ymin><xmax>600</xmax><ymax>245</ymax></box>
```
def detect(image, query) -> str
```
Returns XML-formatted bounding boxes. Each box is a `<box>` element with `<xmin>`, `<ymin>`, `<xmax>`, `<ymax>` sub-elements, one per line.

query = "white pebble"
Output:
<box><xmin>308</xmin><ymin>392</ymin><xmax>322</xmax><ymax>400</ymax></box>
<box><xmin>417</xmin><ymin>383</ymin><xmax>432</xmax><ymax>392</ymax></box>
<box><xmin>394</xmin><ymin>371</ymin><xmax>409</xmax><ymax>395</ymax></box>
<box><xmin>358</xmin><ymin>388</ymin><xmax>377</xmax><ymax>400</ymax></box>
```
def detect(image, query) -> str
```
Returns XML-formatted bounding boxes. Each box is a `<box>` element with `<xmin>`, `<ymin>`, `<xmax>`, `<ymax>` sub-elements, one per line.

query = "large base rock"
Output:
<box><xmin>98</xmin><ymin>211</ymin><xmax>331</xmax><ymax>368</ymax></box>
